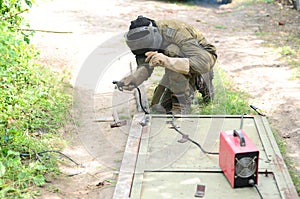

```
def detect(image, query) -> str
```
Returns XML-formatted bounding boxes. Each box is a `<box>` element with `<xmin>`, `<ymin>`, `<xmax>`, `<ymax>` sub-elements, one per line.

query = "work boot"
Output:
<box><xmin>151</xmin><ymin>86</ymin><xmax>172</xmax><ymax>114</ymax></box>
<box><xmin>171</xmin><ymin>102</ymin><xmax>191</xmax><ymax>115</ymax></box>
<box><xmin>196</xmin><ymin>69</ymin><xmax>214</xmax><ymax>103</ymax></box>
<box><xmin>150</xmin><ymin>104</ymin><xmax>167</xmax><ymax>114</ymax></box>
<box><xmin>171</xmin><ymin>94</ymin><xmax>191</xmax><ymax>115</ymax></box>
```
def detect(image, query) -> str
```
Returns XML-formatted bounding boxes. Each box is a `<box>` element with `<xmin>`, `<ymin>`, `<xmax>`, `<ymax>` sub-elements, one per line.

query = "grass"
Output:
<box><xmin>255</xmin><ymin>31</ymin><xmax>272</xmax><ymax>37</ymax></box>
<box><xmin>214</xmin><ymin>25</ymin><xmax>227</xmax><ymax>30</ymax></box>
<box><xmin>255</xmin><ymin>25</ymin><xmax>300</xmax><ymax>80</ymax></box>
<box><xmin>273</xmin><ymin>129</ymin><xmax>300</xmax><ymax>195</ymax></box>
<box><xmin>148</xmin><ymin>66</ymin><xmax>252</xmax><ymax>115</ymax></box>
<box><xmin>209</xmin><ymin>69</ymin><xmax>300</xmax><ymax>195</ymax></box>
<box><xmin>0</xmin><ymin>5</ymin><xmax>72</xmax><ymax>197</ymax></box>
<box><xmin>234</xmin><ymin>0</ymin><xmax>274</xmax><ymax>6</ymax></box>
<box><xmin>192</xmin><ymin>67</ymin><xmax>251</xmax><ymax>115</ymax></box>
<box><xmin>249</xmin><ymin>1</ymin><xmax>299</xmax><ymax>195</ymax></box>
<box><xmin>252</xmin><ymin>5</ymin><xmax>300</xmax><ymax>192</ymax></box>
<box><xmin>289</xmin><ymin>63</ymin><xmax>300</xmax><ymax>80</ymax></box>
<box><xmin>253</xmin><ymin>8</ymin><xmax>300</xmax><ymax>192</ymax></box>
<box><xmin>147</xmin><ymin>66</ymin><xmax>299</xmax><ymax>195</ymax></box>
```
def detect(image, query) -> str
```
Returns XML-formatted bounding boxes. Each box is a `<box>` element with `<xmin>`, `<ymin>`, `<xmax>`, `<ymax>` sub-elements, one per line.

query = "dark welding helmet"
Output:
<box><xmin>125</xmin><ymin>16</ymin><xmax>162</xmax><ymax>55</ymax></box>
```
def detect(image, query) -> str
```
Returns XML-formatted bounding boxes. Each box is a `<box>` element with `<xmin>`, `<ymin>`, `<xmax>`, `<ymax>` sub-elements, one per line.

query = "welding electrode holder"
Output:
<box><xmin>112</xmin><ymin>80</ymin><xmax>136</xmax><ymax>91</ymax></box>
<box><xmin>112</xmin><ymin>80</ymin><xmax>124</xmax><ymax>91</ymax></box>
<box><xmin>112</xmin><ymin>80</ymin><xmax>149</xmax><ymax>114</ymax></box>
<box><xmin>250</xmin><ymin>105</ymin><xmax>266</xmax><ymax>116</ymax></box>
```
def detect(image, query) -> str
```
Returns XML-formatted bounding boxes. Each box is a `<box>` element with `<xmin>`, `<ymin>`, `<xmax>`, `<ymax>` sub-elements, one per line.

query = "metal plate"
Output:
<box><xmin>134</xmin><ymin>172</ymin><xmax>280</xmax><ymax>199</ymax></box>
<box><xmin>113</xmin><ymin>115</ymin><xmax>298</xmax><ymax>199</ymax></box>
<box><xmin>137</xmin><ymin>116</ymin><xmax>271</xmax><ymax>171</ymax></box>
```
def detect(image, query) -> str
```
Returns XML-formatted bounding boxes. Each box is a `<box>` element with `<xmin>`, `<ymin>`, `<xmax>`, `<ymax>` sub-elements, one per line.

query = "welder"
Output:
<box><xmin>119</xmin><ymin>16</ymin><xmax>217</xmax><ymax>114</ymax></box>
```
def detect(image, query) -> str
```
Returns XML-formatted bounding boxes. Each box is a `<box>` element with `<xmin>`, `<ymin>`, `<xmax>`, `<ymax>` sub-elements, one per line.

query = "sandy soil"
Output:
<box><xmin>25</xmin><ymin>0</ymin><xmax>299</xmax><ymax>198</ymax></box>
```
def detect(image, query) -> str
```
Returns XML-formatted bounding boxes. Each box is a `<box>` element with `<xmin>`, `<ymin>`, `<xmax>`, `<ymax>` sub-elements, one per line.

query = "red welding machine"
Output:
<box><xmin>219</xmin><ymin>129</ymin><xmax>259</xmax><ymax>188</ymax></box>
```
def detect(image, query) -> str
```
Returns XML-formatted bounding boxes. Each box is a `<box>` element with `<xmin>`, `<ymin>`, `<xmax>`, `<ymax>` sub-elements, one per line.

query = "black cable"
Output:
<box><xmin>254</xmin><ymin>185</ymin><xmax>264</xmax><ymax>199</ymax></box>
<box><xmin>114</xmin><ymin>82</ymin><xmax>265</xmax><ymax>197</ymax></box>
<box><xmin>113</xmin><ymin>80</ymin><xmax>216</xmax><ymax>154</ymax></box>
<box><xmin>112</xmin><ymin>81</ymin><xmax>149</xmax><ymax>114</ymax></box>
<box><xmin>249</xmin><ymin>179</ymin><xmax>264</xmax><ymax>199</ymax></box>
<box><xmin>135</xmin><ymin>86</ymin><xmax>149</xmax><ymax>114</ymax></box>
<box><xmin>37</xmin><ymin>150</ymin><xmax>81</xmax><ymax>166</ymax></box>
<box><xmin>21</xmin><ymin>150</ymin><xmax>81</xmax><ymax>166</ymax></box>
<box><xmin>171</xmin><ymin>114</ymin><xmax>219</xmax><ymax>155</ymax></box>
<box><xmin>240</xmin><ymin>113</ymin><xmax>245</xmax><ymax>129</ymax></box>
<box><xmin>21</xmin><ymin>150</ymin><xmax>82</xmax><ymax>177</ymax></box>
<box><xmin>119</xmin><ymin>79</ymin><xmax>218</xmax><ymax>155</ymax></box>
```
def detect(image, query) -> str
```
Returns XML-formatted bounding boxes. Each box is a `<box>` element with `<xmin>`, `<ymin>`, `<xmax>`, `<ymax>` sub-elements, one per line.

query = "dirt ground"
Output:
<box><xmin>25</xmin><ymin>0</ymin><xmax>299</xmax><ymax>198</ymax></box>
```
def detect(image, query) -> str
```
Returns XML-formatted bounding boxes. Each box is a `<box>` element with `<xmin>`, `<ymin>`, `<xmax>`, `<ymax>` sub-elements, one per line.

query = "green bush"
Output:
<box><xmin>0</xmin><ymin>0</ymin><xmax>34</xmax><ymax>43</ymax></box>
<box><xmin>0</xmin><ymin>0</ymin><xmax>71</xmax><ymax>198</ymax></box>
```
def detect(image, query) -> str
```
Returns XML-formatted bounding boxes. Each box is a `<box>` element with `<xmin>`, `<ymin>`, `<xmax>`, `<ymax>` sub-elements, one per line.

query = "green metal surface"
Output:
<box><xmin>114</xmin><ymin>115</ymin><xmax>298</xmax><ymax>199</ymax></box>
<box><xmin>137</xmin><ymin>172</ymin><xmax>280</xmax><ymax>199</ymax></box>
<box><xmin>138</xmin><ymin>116</ymin><xmax>271</xmax><ymax>171</ymax></box>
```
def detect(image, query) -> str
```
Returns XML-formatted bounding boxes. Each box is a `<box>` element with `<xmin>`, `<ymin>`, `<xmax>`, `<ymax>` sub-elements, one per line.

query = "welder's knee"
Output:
<box><xmin>168</xmin><ymin>71</ymin><xmax>189</xmax><ymax>94</ymax></box>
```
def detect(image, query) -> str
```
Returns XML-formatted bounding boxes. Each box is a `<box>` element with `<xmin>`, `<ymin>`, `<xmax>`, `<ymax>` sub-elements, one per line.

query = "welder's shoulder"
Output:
<box><xmin>157</xmin><ymin>20</ymin><xmax>195</xmax><ymax>42</ymax></box>
<box><xmin>156</xmin><ymin>19</ymin><xmax>191</xmax><ymax>31</ymax></box>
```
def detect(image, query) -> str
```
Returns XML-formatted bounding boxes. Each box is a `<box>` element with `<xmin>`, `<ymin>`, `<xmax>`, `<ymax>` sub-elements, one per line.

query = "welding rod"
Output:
<box><xmin>250</xmin><ymin>105</ymin><xmax>266</xmax><ymax>116</ymax></box>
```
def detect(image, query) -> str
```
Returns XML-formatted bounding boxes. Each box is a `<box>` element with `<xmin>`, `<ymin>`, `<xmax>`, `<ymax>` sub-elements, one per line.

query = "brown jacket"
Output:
<box><xmin>134</xmin><ymin>19</ymin><xmax>217</xmax><ymax>85</ymax></box>
<box><xmin>157</xmin><ymin>20</ymin><xmax>217</xmax><ymax>74</ymax></box>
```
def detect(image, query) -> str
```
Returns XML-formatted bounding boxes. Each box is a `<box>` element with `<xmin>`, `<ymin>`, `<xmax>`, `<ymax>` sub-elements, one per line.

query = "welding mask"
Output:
<box><xmin>125</xmin><ymin>21</ymin><xmax>162</xmax><ymax>55</ymax></box>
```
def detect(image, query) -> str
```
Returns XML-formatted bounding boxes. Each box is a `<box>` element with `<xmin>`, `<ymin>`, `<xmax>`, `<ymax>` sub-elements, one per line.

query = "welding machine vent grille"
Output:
<box><xmin>235</xmin><ymin>156</ymin><xmax>257</xmax><ymax>178</ymax></box>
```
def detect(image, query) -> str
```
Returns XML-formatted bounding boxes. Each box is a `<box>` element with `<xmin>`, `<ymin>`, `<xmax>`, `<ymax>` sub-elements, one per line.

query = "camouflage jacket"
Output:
<box><xmin>135</xmin><ymin>19</ymin><xmax>217</xmax><ymax>81</ymax></box>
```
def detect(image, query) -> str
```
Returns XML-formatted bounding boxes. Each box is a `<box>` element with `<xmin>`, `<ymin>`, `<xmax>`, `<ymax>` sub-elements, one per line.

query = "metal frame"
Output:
<box><xmin>113</xmin><ymin>114</ymin><xmax>298</xmax><ymax>199</ymax></box>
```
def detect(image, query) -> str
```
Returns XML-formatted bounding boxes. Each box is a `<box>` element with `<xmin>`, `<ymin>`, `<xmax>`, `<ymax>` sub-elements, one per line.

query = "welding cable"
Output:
<box><xmin>171</xmin><ymin>114</ymin><xmax>219</xmax><ymax>155</ymax></box>
<box><xmin>135</xmin><ymin>86</ymin><xmax>150</xmax><ymax>114</ymax></box>
<box><xmin>112</xmin><ymin>81</ymin><xmax>149</xmax><ymax>114</ymax></box>
<box><xmin>114</xmin><ymin>80</ymin><xmax>218</xmax><ymax>154</ymax></box>
<box><xmin>21</xmin><ymin>150</ymin><xmax>82</xmax><ymax>177</ymax></box>
<box><xmin>21</xmin><ymin>150</ymin><xmax>81</xmax><ymax>166</ymax></box>
<box><xmin>254</xmin><ymin>185</ymin><xmax>264</xmax><ymax>199</ymax></box>
<box><xmin>240</xmin><ymin>113</ymin><xmax>245</xmax><ymax>129</ymax></box>
<box><xmin>249</xmin><ymin>179</ymin><xmax>264</xmax><ymax>199</ymax></box>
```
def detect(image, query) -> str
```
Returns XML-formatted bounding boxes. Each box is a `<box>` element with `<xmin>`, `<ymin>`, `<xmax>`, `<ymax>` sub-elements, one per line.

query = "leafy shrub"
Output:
<box><xmin>0</xmin><ymin>0</ymin><xmax>71</xmax><ymax>198</ymax></box>
<box><xmin>0</xmin><ymin>0</ymin><xmax>34</xmax><ymax>43</ymax></box>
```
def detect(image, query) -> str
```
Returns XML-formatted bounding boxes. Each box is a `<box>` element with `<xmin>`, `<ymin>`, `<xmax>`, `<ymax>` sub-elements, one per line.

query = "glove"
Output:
<box><xmin>145</xmin><ymin>51</ymin><xmax>190</xmax><ymax>75</ymax></box>
<box><xmin>120</xmin><ymin>75</ymin><xmax>136</xmax><ymax>91</ymax></box>
<box><xmin>120</xmin><ymin>66</ymin><xmax>150</xmax><ymax>91</ymax></box>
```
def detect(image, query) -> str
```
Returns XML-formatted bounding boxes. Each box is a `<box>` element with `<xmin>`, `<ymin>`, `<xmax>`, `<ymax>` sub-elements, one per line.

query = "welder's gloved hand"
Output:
<box><xmin>120</xmin><ymin>66</ymin><xmax>150</xmax><ymax>91</ymax></box>
<box><xmin>145</xmin><ymin>51</ymin><xmax>190</xmax><ymax>75</ymax></box>
<box><xmin>120</xmin><ymin>75</ymin><xmax>136</xmax><ymax>91</ymax></box>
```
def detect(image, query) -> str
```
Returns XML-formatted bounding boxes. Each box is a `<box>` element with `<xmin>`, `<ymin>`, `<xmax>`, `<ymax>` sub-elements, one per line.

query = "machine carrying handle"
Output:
<box><xmin>233</xmin><ymin>129</ymin><xmax>246</xmax><ymax>147</ymax></box>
